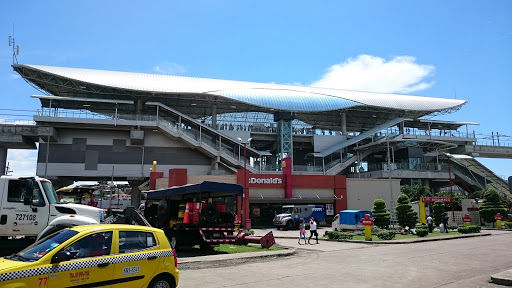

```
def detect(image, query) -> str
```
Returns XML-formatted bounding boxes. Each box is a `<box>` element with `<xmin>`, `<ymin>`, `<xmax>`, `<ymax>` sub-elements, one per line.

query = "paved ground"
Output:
<box><xmin>178</xmin><ymin>228</ymin><xmax>512</xmax><ymax>287</ymax></box>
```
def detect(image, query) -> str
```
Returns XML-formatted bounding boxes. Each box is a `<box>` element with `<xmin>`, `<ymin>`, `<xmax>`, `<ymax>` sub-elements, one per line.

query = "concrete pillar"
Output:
<box><xmin>128</xmin><ymin>180</ymin><xmax>145</xmax><ymax>208</ymax></box>
<box><xmin>399</xmin><ymin>122</ymin><xmax>405</xmax><ymax>135</ymax></box>
<box><xmin>0</xmin><ymin>147</ymin><xmax>7</xmax><ymax>175</ymax></box>
<box><xmin>212</xmin><ymin>102</ymin><xmax>217</xmax><ymax>129</ymax></box>
<box><xmin>423</xmin><ymin>179</ymin><xmax>430</xmax><ymax>190</ymax></box>
<box><xmin>341</xmin><ymin>112</ymin><xmax>347</xmax><ymax>136</ymax></box>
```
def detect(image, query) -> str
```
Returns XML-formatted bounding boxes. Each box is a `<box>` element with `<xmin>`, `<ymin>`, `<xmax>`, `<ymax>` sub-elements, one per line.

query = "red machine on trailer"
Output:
<box><xmin>145</xmin><ymin>181</ymin><xmax>275</xmax><ymax>249</ymax></box>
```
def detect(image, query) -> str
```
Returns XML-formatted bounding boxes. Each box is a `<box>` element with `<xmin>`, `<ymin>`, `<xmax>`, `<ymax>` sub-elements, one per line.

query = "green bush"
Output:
<box><xmin>447</xmin><ymin>225</ymin><xmax>458</xmax><ymax>231</ymax></box>
<box><xmin>377</xmin><ymin>230</ymin><xmax>396</xmax><ymax>240</ymax></box>
<box><xmin>416</xmin><ymin>228</ymin><xmax>429</xmax><ymax>237</ymax></box>
<box><xmin>395</xmin><ymin>194</ymin><xmax>418</xmax><ymax>229</ymax></box>
<box><xmin>457</xmin><ymin>225</ymin><xmax>481</xmax><ymax>234</ymax></box>
<box><xmin>503</xmin><ymin>221</ymin><xmax>512</xmax><ymax>229</ymax></box>
<box><xmin>325</xmin><ymin>231</ymin><xmax>354</xmax><ymax>240</ymax></box>
<box><xmin>372</xmin><ymin>198</ymin><xmax>390</xmax><ymax>229</ymax></box>
<box><xmin>479</xmin><ymin>188</ymin><xmax>507</xmax><ymax>224</ymax></box>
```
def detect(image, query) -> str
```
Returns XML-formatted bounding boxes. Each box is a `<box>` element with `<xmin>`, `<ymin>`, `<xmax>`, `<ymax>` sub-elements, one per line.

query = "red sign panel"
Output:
<box><xmin>361</xmin><ymin>214</ymin><xmax>373</xmax><ymax>226</ymax></box>
<box><xmin>361</xmin><ymin>219</ymin><xmax>373</xmax><ymax>226</ymax></box>
<box><xmin>494</xmin><ymin>214</ymin><xmax>503</xmax><ymax>221</ymax></box>
<box><xmin>462</xmin><ymin>214</ymin><xmax>472</xmax><ymax>222</ymax></box>
<box><xmin>422</xmin><ymin>197</ymin><xmax>452</xmax><ymax>203</ymax></box>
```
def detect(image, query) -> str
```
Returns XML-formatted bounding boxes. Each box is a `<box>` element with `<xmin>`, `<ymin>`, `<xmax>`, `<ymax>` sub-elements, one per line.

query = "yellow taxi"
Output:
<box><xmin>0</xmin><ymin>224</ymin><xmax>179</xmax><ymax>288</ymax></box>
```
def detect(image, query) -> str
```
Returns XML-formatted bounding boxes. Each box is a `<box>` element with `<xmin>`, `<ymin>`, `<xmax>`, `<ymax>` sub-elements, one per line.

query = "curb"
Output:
<box><xmin>273</xmin><ymin>232</ymin><xmax>491</xmax><ymax>244</ymax></box>
<box><xmin>491</xmin><ymin>270</ymin><xmax>512</xmax><ymax>286</ymax></box>
<box><xmin>179</xmin><ymin>247</ymin><xmax>297</xmax><ymax>265</ymax></box>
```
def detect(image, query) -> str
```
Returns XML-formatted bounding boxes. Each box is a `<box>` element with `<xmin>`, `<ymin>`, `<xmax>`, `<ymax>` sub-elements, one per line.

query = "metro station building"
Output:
<box><xmin>6</xmin><ymin>64</ymin><xmax>509</xmax><ymax>226</ymax></box>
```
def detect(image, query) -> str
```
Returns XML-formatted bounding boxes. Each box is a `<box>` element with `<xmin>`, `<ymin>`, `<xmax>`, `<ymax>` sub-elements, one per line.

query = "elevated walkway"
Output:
<box><xmin>453</xmin><ymin>144</ymin><xmax>512</xmax><ymax>159</ymax></box>
<box><xmin>447</xmin><ymin>154</ymin><xmax>511</xmax><ymax>200</ymax></box>
<box><xmin>312</xmin><ymin>117</ymin><xmax>410</xmax><ymax>158</ymax></box>
<box><xmin>310</xmin><ymin>118</ymin><xmax>410</xmax><ymax>175</ymax></box>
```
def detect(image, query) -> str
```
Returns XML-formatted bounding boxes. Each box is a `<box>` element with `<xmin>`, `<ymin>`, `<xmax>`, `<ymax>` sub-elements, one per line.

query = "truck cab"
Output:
<box><xmin>0</xmin><ymin>176</ymin><xmax>104</xmax><ymax>241</ymax></box>
<box><xmin>273</xmin><ymin>205</ymin><xmax>325</xmax><ymax>230</ymax></box>
<box><xmin>332</xmin><ymin>210</ymin><xmax>372</xmax><ymax>232</ymax></box>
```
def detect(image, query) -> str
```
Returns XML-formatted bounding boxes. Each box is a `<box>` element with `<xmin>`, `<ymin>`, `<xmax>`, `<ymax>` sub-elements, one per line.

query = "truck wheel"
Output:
<box><xmin>286</xmin><ymin>221</ymin><xmax>294</xmax><ymax>230</ymax></box>
<box><xmin>148</xmin><ymin>275</ymin><xmax>175</xmax><ymax>288</ymax></box>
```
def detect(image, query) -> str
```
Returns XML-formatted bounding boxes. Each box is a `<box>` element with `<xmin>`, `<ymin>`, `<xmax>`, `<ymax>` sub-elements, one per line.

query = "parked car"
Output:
<box><xmin>0</xmin><ymin>224</ymin><xmax>179</xmax><ymax>288</ymax></box>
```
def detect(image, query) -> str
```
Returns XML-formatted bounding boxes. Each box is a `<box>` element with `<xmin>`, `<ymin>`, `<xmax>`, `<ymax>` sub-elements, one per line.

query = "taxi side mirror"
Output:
<box><xmin>52</xmin><ymin>251</ymin><xmax>71</xmax><ymax>264</ymax></box>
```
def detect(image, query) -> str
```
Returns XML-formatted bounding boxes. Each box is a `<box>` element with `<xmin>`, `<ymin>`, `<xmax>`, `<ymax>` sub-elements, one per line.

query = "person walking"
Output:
<box><xmin>298</xmin><ymin>219</ymin><xmax>307</xmax><ymax>245</ymax></box>
<box><xmin>308</xmin><ymin>217</ymin><xmax>319</xmax><ymax>244</ymax></box>
<box><xmin>442</xmin><ymin>214</ymin><xmax>449</xmax><ymax>233</ymax></box>
<box><xmin>426</xmin><ymin>215</ymin><xmax>433</xmax><ymax>233</ymax></box>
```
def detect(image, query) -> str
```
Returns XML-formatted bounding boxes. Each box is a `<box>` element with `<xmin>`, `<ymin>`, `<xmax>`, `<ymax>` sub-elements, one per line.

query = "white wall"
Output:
<box><xmin>346</xmin><ymin>178</ymin><xmax>401</xmax><ymax>211</ymax></box>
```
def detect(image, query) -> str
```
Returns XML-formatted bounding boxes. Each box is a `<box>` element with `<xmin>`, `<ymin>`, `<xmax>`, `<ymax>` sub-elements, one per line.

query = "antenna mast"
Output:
<box><xmin>8</xmin><ymin>27</ymin><xmax>20</xmax><ymax>65</ymax></box>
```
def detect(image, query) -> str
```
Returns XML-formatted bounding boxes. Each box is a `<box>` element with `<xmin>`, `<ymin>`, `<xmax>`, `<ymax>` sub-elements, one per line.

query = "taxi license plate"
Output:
<box><xmin>123</xmin><ymin>265</ymin><xmax>140</xmax><ymax>276</ymax></box>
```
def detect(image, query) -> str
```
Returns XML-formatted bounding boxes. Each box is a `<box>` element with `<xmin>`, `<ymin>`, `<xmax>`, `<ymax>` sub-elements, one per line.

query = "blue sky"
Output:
<box><xmin>1</xmin><ymin>1</ymin><xmax>511</xmax><ymax>179</ymax></box>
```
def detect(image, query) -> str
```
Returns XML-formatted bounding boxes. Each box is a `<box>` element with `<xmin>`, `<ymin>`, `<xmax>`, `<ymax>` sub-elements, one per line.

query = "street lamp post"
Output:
<box><xmin>238</xmin><ymin>137</ymin><xmax>251</xmax><ymax>228</ymax></box>
<box><xmin>387</xmin><ymin>136</ymin><xmax>395</xmax><ymax>226</ymax></box>
<box><xmin>447</xmin><ymin>154</ymin><xmax>455</xmax><ymax>223</ymax></box>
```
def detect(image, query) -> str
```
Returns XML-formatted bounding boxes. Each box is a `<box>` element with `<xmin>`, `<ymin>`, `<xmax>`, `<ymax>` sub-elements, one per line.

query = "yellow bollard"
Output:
<box><xmin>495</xmin><ymin>213</ymin><xmax>503</xmax><ymax>228</ymax></box>
<box><xmin>361</xmin><ymin>214</ymin><xmax>374</xmax><ymax>241</ymax></box>
<box><xmin>364</xmin><ymin>224</ymin><xmax>372</xmax><ymax>241</ymax></box>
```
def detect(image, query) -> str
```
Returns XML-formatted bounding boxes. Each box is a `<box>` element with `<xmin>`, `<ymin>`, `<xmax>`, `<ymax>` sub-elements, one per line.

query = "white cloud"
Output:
<box><xmin>310</xmin><ymin>55</ymin><xmax>435</xmax><ymax>94</ymax></box>
<box><xmin>153</xmin><ymin>62</ymin><xmax>186</xmax><ymax>75</ymax></box>
<box><xmin>9</xmin><ymin>73</ymin><xmax>20</xmax><ymax>80</ymax></box>
<box><xmin>5</xmin><ymin>149</ymin><xmax>38</xmax><ymax>177</ymax></box>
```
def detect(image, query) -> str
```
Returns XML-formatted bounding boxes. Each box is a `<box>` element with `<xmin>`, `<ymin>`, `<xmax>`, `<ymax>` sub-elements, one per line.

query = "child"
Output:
<box><xmin>298</xmin><ymin>219</ymin><xmax>307</xmax><ymax>244</ymax></box>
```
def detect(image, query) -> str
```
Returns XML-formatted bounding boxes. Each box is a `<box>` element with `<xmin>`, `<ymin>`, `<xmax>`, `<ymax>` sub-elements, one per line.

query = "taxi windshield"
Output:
<box><xmin>13</xmin><ymin>230</ymin><xmax>78</xmax><ymax>262</ymax></box>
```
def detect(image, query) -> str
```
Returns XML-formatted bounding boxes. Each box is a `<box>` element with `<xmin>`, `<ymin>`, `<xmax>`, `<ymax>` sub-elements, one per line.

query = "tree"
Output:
<box><xmin>395</xmin><ymin>194</ymin><xmax>418</xmax><ymax>229</ymax></box>
<box><xmin>371</xmin><ymin>198</ymin><xmax>390</xmax><ymax>229</ymax></box>
<box><xmin>400</xmin><ymin>185</ymin><xmax>433</xmax><ymax>202</ymax></box>
<box><xmin>437</xmin><ymin>191</ymin><xmax>463</xmax><ymax>211</ymax></box>
<box><xmin>479</xmin><ymin>188</ymin><xmax>507</xmax><ymax>225</ymax></box>
<box><xmin>432</xmin><ymin>201</ymin><xmax>445</xmax><ymax>226</ymax></box>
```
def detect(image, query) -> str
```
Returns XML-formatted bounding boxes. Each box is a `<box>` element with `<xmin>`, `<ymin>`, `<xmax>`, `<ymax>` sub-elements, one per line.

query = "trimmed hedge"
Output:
<box><xmin>416</xmin><ymin>228</ymin><xmax>429</xmax><ymax>237</ymax></box>
<box><xmin>325</xmin><ymin>231</ymin><xmax>354</xmax><ymax>240</ymax></box>
<box><xmin>503</xmin><ymin>221</ymin><xmax>512</xmax><ymax>229</ymax></box>
<box><xmin>457</xmin><ymin>225</ymin><xmax>481</xmax><ymax>234</ymax></box>
<box><xmin>377</xmin><ymin>230</ymin><xmax>396</xmax><ymax>240</ymax></box>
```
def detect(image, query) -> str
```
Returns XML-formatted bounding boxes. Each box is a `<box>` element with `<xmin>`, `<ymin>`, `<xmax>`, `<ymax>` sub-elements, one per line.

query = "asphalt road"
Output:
<box><xmin>179</xmin><ymin>229</ymin><xmax>512</xmax><ymax>288</ymax></box>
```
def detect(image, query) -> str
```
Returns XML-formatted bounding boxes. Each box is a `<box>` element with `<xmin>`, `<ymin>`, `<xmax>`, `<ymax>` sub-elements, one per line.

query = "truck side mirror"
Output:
<box><xmin>51</xmin><ymin>251</ymin><xmax>71</xmax><ymax>264</ymax></box>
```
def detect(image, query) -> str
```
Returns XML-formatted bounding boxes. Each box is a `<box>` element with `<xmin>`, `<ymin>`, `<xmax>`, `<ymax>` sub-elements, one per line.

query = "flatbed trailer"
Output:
<box><xmin>146</xmin><ymin>181</ymin><xmax>275</xmax><ymax>249</ymax></box>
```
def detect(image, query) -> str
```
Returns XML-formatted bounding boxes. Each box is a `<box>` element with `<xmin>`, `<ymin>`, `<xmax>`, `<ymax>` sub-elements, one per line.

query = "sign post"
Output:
<box><xmin>361</xmin><ymin>214</ymin><xmax>374</xmax><ymax>241</ymax></box>
<box><xmin>462</xmin><ymin>214</ymin><xmax>472</xmax><ymax>227</ymax></box>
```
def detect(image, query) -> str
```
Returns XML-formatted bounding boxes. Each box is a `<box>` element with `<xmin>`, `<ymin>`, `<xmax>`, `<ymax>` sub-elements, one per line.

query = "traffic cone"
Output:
<box><xmin>183</xmin><ymin>202</ymin><xmax>190</xmax><ymax>224</ymax></box>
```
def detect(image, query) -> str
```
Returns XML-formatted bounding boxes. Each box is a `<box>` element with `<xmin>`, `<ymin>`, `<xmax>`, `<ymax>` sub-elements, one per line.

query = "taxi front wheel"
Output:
<box><xmin>148</xmin><ymin>275</ymin><xmax>175</xmax><ymax>288</ymax></box>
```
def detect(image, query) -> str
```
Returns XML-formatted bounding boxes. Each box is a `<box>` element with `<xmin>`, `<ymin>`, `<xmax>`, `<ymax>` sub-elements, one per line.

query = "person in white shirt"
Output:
<box><xmin>426</xmin><ymin>215</ymin><xmax>433</xmax><ymax>233</ymax></box>
<box><xmin>308</xmin><ymin>217</ymin><xmax>319</xmax><ymax>244</ymax></box>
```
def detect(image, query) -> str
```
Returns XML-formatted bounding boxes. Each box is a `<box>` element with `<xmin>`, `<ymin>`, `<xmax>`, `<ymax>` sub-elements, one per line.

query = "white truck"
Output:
<box><xmin>0</xmin><ymin>176</ymin><xmax>104</xmax><ymax>254</ymax></box>
<box><xmin>273</xmin><ymin>205</ymin><xmax>325</xmax><ymax>230</ymax></box>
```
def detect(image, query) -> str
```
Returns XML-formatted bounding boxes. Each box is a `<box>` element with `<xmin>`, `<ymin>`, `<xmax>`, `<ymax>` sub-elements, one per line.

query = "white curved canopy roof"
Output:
<box><xmin>21</xmin><ymin>64</ymin><xmax>465</xmax><ymax>113</ymax></box>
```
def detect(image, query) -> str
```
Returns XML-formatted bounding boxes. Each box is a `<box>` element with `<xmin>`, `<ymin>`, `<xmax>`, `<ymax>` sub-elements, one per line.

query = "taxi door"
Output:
<box><xmin>112</xmin><ymin>230</ymin><xmax>161</xmax><ymax>288</ymax></box>
<box><xmin>48</xmin><ymin>231</ymin><xmax>115</xmax><ymax>288</ymax></box>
